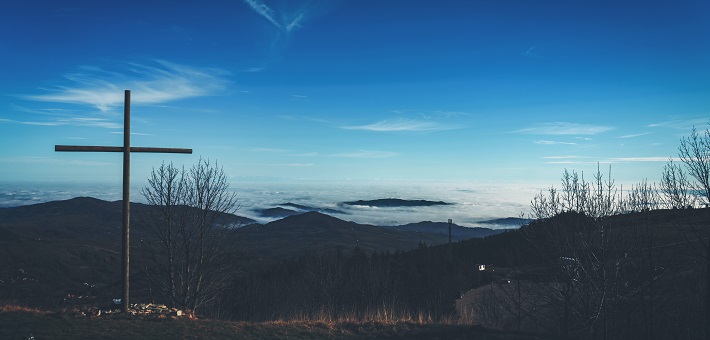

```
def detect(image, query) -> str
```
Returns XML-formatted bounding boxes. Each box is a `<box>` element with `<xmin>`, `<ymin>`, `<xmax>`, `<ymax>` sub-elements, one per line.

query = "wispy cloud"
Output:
<box><xmin>244</xmin><ymin>0</ymin><xmax>282</xmax><ymax>29</ymax></box>
<box><xmin>0</xmin><ymin>117</ymin><xmax>122</xmax><ymax>129</ymax></box>
<box><xmin>544</xmin><ymin>156</ymin><xmax>670</xmax><ymax>165</ymax></box>
<box><xmin>341</xmin><ymin>118</ymin><xmax>459</xmax><ymax>132</ymax></box>
<box><xmin>25</xmin><ymin>60</ymin><xmax>230</xmax><ymax>113</ymax></box>
<box><xmin>434</xmin><ymin>110</ymin><xmax>471</xmax><ymax>117</ymax></box>
<box><xmin>608</xmin><ymin>157</ymin><xmax>670</xmax><ymax>162</ymax></box>
<box><xmin>540</xmin><ymin>155</ymin><xmax>598</xmax><ymax>165</ymax></box>
<box><xmin>240</xmin><ymin>67</ymin><xmax>264</xmax><ymax>73</ymax></box>
<box><xmin>332</xmin><ymin>150</ymin><xmax>399</xmax><ymax>158</ymax></box>
<box><xmin>534</xmin><ymin>140</ymin><xmax>577</xmax><ymax>145</ymax></box>
<box><xmin>294</xmin><ymin>152</ymin><xmax>319</xmax><ymax>157</ymax></box>
<box><xmin>616</xmin><ymin>132</ymin><xmax>650</xmax><ymax>139</ymax></box>
<box><xmin>542</xmin><ymin>155</ymin><xmax>585</xmax><ymax>159</ymax></box>
<box><xmin>278</xmin><ymin>115</ymin><xmax>335</xmax><ymax>125</ymax></box>
<box><xmin>0</xmin><ymin>156</ymin><xmax>113</xmax><ymax>167</ymax></box>
<box><xmin>11</xmin><ymin>105</ymin><xmax>83</xmax><ymax>117</ymax></box>
<box><xmin>243</xmin><ymin>0</ymin><xmax>312</xmax><ymax>33</ymax></box>
<box><xmin>516</xmin><ymin>122</ymin><xmax>613</xmax><ymax>135</ymax></box>
<box><xmin>648</xmin><ymin>117</ymin><xmax>709</xmax><ymax>130</ymax></box>
<box><xmin>289</xmin><ymin>94</ymin><xmax>308</xmax><ymax>102</ymax></box>
<box><xmin>523</xmin><ymin>45</ymin><xmax>544</xmax><ymax>59</ymax></box>
<box><xmin>544</xmin><ymin>160</ymin><xmax>597</xmax><ymax>165</ymax></box>
<box><xmin>12</xmin><ymin>61</ymin><xmax>229</xmax><ymax>129</ymax></box>
<box><xmin>250</xmin><ymin>147</ymin><xmax>287</xmax><ymax>153</ymax></box>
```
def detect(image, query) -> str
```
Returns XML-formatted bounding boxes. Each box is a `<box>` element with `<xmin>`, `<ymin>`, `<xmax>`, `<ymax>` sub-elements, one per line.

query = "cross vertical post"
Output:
<box><xmin>55</xmin><ymin>90</ymin><xmax>192</xmax><ymax>314</ymax></box>
<box><xmin>121</xmin><ymin>90</ymin><xmax>131</xmax><ymax>314</ymax></box>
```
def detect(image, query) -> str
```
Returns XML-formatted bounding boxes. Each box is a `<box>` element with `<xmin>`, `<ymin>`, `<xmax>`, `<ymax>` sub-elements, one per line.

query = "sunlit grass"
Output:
<box><xmin>267</xmin><ymin>305</ymin><xmax>465</xmax><ymax>326</ymax></box>
<box><xmin>0</xmin><ymin>303</ymin><xmax>553</xmax><ymax>339</ymax></box>
<box><xmin>0</xmin><ymin>304</ymin><xmax>50</xmax><ymax>314</ymax></box>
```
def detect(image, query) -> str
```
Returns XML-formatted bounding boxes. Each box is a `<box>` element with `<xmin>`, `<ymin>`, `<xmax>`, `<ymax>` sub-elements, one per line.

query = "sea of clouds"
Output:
<box><xmin>0</xmin><ymin>180</ymin><xmax>543</xmax><ymax>229</ymax></box>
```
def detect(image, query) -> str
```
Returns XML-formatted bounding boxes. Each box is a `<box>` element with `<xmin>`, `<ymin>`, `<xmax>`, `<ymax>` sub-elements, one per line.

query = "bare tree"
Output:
<box><xmin>660</xmin><ymin>159</ymin><xmax>697</xmax><ymax>209</ymax></box>
<box><xmin>139</xmin><ymin>158</ymin><xmax>239</xmax><ymax>314</ymax></box>
<box><xmin>526</xmin><ymin>165</ymin><xmax>631</xmax><ymax>338</ymax></box>
<box><xmin>659</xmin><ymin>122</ymin><xmax>710</xmax><ymax>339</ymax></box>
<box><xmin>677</xmin><ymin>124</ymin><xmax>710</xmax><ymax>205</ymax></box>
<box><xmin>626</xmin><ymin>179</ymin><xmax>661</xmax><ymax>213</ymax></box>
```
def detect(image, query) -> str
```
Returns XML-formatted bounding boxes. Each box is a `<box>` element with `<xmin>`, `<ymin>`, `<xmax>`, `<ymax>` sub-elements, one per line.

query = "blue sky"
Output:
<box><xmin>1</xmin><ymin>0</ymin><xmax>709</xmax><ymax>213</ymax></box>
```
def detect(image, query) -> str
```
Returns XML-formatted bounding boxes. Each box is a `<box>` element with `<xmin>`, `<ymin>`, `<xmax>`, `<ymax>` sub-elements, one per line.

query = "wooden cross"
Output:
<box><xmin>55</xmin><ymin>90</ymin><xmax>192</xmax><ymax>313</ymax></box>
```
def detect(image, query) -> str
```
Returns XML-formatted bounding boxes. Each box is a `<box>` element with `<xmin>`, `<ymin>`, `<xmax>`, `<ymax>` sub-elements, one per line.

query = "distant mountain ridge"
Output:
<box><xmin>341</xmin><ymin>198</ymin><xmax>451</xmax><ymax>207</ymax></box>
<box><xmin>0</xmin><ymin>196</ymin><xmax>255</xmax><ymax>240</ymax></box>
<box><xmin>0</xmin><ymin>197</ymin><xmax>504</xmax><ymax>262</ymax></box>
<box><xmin>278</xmin><ymin>202</ymin><xmax>347</xmax><ymax>215</ymax></box>
<box><xmin>254</xmin><ymin>207</ymin><xmax>300</xmax><ymax>218</ymax></box>
<box><xmin>235</xmin><ymin>214</ymin><xmax>507</xmax><ymax>260</ymax></box>
<box><xmin>478</xmin><ymin>217</ymin><xmax>533</xmax><ymax>227</ymax></box>
<box><xmin>0</xmin><ymin>196</ymin><xmax>507</xmax><ymax>304</ymax></box>
<box><xmin>384</xmin><ymin>221</ymin><xmax>505</xmax><ymax>239</ymax></box>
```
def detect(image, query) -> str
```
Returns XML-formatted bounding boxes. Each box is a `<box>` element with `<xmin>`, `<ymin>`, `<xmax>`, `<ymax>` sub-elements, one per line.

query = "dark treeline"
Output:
<box><xmin>218</xmin><ymin>239</ymin><xmax>505</xmax><ymax>321</ymax></box>
<box><xmin>186</xmin><ymin>204</ymin><xmax>707</xmax><ymax>339</ymax></box>
<box><xmin>463</xmin><ymin>208</ymin><xmax>709</xmax><ymax>340</ymax></box>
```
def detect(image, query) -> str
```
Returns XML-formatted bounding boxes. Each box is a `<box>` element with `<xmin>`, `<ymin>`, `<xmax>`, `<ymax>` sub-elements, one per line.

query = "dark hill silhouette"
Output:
<box><xmin>478</xmin><ymin>217</ymin><xmax>533</xmax><ymax>227</ymax></box>
<box><xmin>279</xmin><ymin>202</ymin><xmax>347</xmax><ymax>215</ymax></box>
<box><xmin>0</xmin><ymin>197</ymin><xmax>498</xmax><ymax>308</ymax></box>
<box><xmin>235</xmin><ymin>211</ymin><xmax>458</xmax><ymax>260</ymax></box>
<box><xmin>385</xmin><ymin>221</ymin><xmax>506</xmax><ymax>240</ymax></box>
<box><xmin>341</xmin><ymin>198</ymin><xmax>451</xmax><ymax>207</ymax></box>
<box><xmin>0</xmin><ymin>197</ymin><xmax>255</xmax><ymax>308</ymax></box>
<box><xmin>0</xmin><ymin>197</ymin><xmax>123</xmax><ymax>241</ymax></box>
<box><xmin>255</xmin><ymin>207</ymin><xmax>300</xmax><ymax>218</ymax></box>
<box><xmin>0</xmin><ymin>197</ymin><xmax>254</xmax><ymax>241</ymax></box>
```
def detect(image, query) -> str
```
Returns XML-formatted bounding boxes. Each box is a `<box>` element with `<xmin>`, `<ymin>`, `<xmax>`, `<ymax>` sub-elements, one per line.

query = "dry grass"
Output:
<box><xmin>0</xmin><ymin>304</ymin><xmax>51</xmax><ymax>314</ymax></box>
<box><xmin>0</xmin><ymin>303</ymin><xmax>559</xmax><ymax>339</ymax></box>
<box><xmin>272</xmin><ymin>306</ymin><xmax>460</xmax><ymax>325</ymax></box>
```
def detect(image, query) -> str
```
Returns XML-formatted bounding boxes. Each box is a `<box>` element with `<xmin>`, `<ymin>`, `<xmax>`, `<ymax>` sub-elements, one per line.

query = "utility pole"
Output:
<box><xmin>448</xmin><ymin>219</ymin><xmax>453</xmax><ymax>261</ymax></box>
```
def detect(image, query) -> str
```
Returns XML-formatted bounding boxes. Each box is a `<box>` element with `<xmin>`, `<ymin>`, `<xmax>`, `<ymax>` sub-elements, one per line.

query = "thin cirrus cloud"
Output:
<box><xmin>542</xmin><ymin>155</ymin><xmax>585</xmax><ymax>159</ymax></box>
<box><xmin>250</xmin><ymin>147</ymin><xmax>287</xmax><ymax>153</ymax></box>
<box><xmin>608</xmin><ymin>157</ymin><xmax>670</xmax><ymax>162</ymax></box>
<box><xmin>541</xmin><ymin>155</ymin><xmax>591</xmax><ymax>164</ymax></box>
<box><xmin>616</xmin><ymin>132</ymin><xmax>651</xmax><ymax>139</ymax></box>
<box><xmin>523</xmin><ymin>45</ymin><xmax>544</xmax><ymax>59</ymax></box>
<box><xmin>243</xmin><ymin>0</ymin><xmax>310</xmax><ymax>33</ymax></box>
<box><xmin>534</xmin><ymin>140</ymin><xmax>577</xmax><ymax>146</ymax></box>
<box><xmin>332</xmin><ymin>150</ymin><xmax>399</xmax><ymax>159</ymax></box>
<box><xmin>544</xmin><ymin>156</ymin><xmax>670</xmax><ymax>165</ymax></box>
<box><xmin>648</xmin><ymin>118</ymin><xmax>709</xmax><ymax>130</ymax></box>
<box><xmin>341</xmin><ymin>118</ymin><xmax>459</xmax><ymax>132</ymax></box>
<box><xmin>11</xmin><ymin>61</ymin><xmax>230</xmax><ymax>130</ymax></box>
<box><xmin>516</xmin><ymin>122</ymin><xmax>614</xmax><ymax>135</ymax></box>
<box><xmin>24</xmin><ymin>60</ymin><xmax>230</xmax><ymax>113</ymax></box>
<box><xmin>0</xmin><ymin>117</ymin><xmax>122</xmax><ymax>129</ymax></box>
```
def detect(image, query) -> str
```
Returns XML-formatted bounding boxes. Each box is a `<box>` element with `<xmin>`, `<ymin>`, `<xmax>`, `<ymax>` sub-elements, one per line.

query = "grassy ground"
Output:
<box><xmin>0</xmin><ymin>306</ymin><xmax>563</xmax><ymax>339</ymax></box>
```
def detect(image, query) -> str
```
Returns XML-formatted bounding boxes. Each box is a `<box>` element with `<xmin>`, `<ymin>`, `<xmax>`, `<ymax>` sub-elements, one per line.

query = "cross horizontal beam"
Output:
<box><xmin>55</xmin><ymin>145</ymin><xmax>192</xmax><ymax>154</ymax></box>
